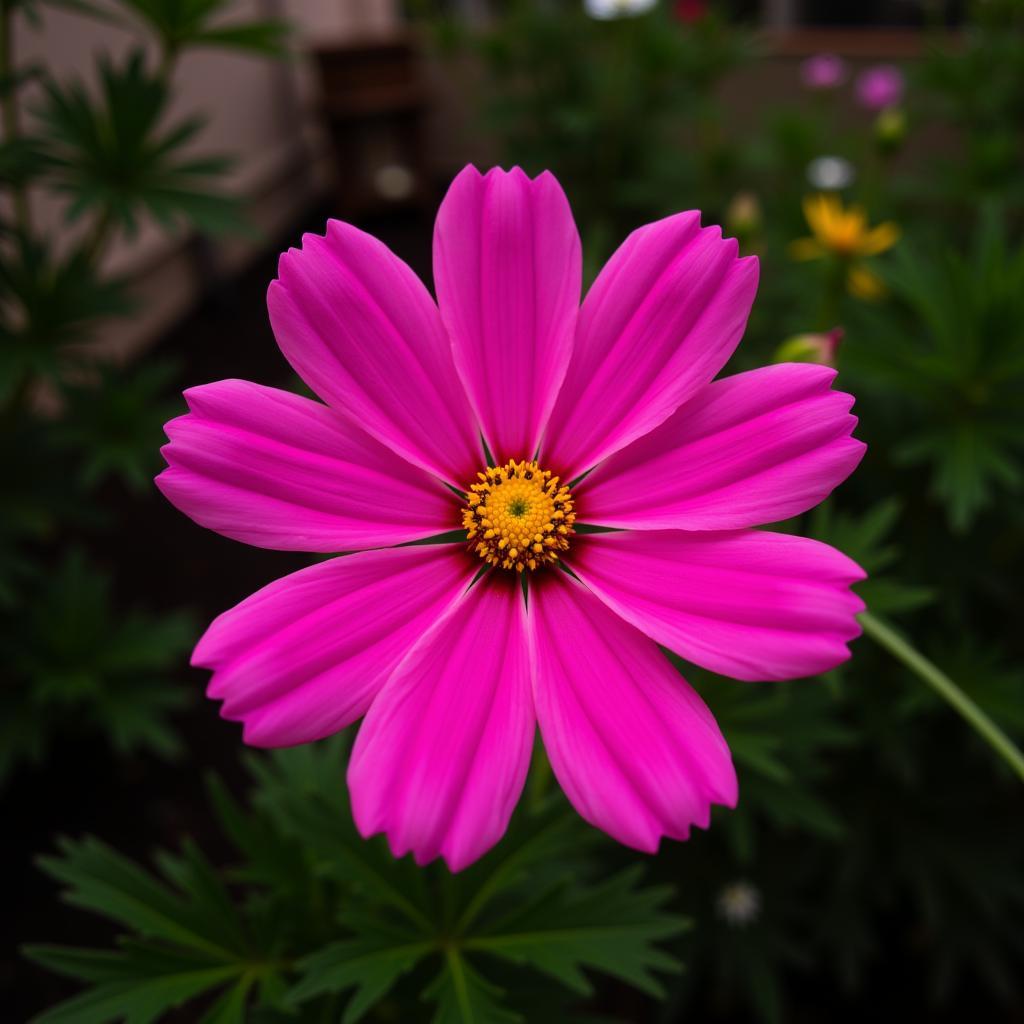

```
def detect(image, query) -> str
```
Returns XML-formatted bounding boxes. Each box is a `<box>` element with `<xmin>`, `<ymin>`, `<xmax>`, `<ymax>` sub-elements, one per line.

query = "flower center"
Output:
<box><xmin>462</xmin><ymin>459</ymin><xmax>576</xmax><ymax>573</ymax></box>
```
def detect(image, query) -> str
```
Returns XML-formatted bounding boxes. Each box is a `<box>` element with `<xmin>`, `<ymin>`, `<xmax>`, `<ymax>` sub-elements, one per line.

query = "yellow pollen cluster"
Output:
<box><xmin>462</xmin><ymin>459</ymin><xmax>575</xmax><ymax>573</ymax></box>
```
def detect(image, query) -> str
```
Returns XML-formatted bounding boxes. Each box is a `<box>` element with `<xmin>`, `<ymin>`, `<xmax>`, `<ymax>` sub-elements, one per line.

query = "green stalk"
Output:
<box><xmin>860</xmin><ymin>611</ymin><xmax>1024</xmax><ymax>782</ymax></box>
<box><xmin>815</xmin><ymin>256</ymin><xmax>846</xmax><ymax>332</ymax></box>
<box><xmin>0</xmin><ymin>0</ymin><xmax>32</xmax><ymax>232</ymax></box>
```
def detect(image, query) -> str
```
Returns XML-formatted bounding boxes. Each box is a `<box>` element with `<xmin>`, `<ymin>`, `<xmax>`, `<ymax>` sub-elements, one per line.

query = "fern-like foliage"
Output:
<box><xmin>1</xmin><ymin>550</ymin><xmax>193</xmax><ymax>782</ymax></box>
<box><xmin>25</xmin><ymin>737</ymin><xmax>689</xmax><ymax>1023</ymax></box>
<box><xmin>35</xmin><ymin>50</ymin><xmax>248</xmax><ymax>236</ymax></box>
<box><xmin>844</xmin><ymin>213</ymin><xmax>1024</xmax><ymax>531</ymax></box>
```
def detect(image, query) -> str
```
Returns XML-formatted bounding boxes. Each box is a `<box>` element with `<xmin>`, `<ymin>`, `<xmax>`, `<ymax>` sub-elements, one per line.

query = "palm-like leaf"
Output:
<box><xmin>35</xmin><ymin>51</ymin><xmax>249</xmax><ymax>237</ymax></box>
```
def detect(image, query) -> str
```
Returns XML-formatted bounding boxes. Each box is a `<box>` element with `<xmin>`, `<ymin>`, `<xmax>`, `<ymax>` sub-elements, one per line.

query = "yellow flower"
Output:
<box><xmin>789</xmin><ymin>194</ymin><xmax>899</xmax><ymax>300</ymax></box>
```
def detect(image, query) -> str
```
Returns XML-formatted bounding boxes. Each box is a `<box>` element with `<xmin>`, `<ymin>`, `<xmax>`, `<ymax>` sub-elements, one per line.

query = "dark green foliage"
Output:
<box><xmin>844</xmin><ymin>215</ymin><xmax>1024</xmax><ymax>531</ymax></box>
<box><xmin>52</xmin><ymin>360</ymin><xmax>183</xmax><ymax>492</ymax></box>
<box><xmin>0</xmin><ymin>232</ymin><xmax>134</xmax><ymax>402</ymax></box>
<box><xmin>26</xmin><ymin>739</ymin><xmax>689</xmax><ymax>1023</ymax></box>
<box><xmin>108</xmin><ymin>0</ymin><xmax>290</xmax><ymax>57</ymax></box>
<box><xmin>35</xmin><ymin>50</ymin><xmax>248</xmax><ymax>236</ymax></box>
<box><xmin>917</xmin><ymin>0</ymin><xmax>1024</xmax><ymax>204</ymax></box>
<box><xmin>0</xmin><ymin>0</ymin><xmax>280</xmax><ymax>786</ymax></box>
<box><xmin>807</xmin><ymin>498</ymin><xmax>935</xmax><ymax>617</ymax></box>
<box><xmin>29</xmin><ymin>835</ymin><xmax>283</xmax><ymax>1023</ymax></box>
<box><xmin>0</xmin><ymin>132</ymin><xmax>47</xmax><ymax>186</ymax></box>
<box><xmin>0</xmin><ymin>549</ymin><xmax>194</xmax><ymax>780</ymax></box>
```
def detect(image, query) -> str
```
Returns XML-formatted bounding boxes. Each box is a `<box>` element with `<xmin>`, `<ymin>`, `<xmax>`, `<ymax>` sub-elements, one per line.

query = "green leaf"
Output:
<box><xmin>426</xmin><ymin>953</ymin><xmax>521</xmax><ymax>1024</ymax></box>
<box><xmin>0</xmin><ymin>62</ymin><xmax>44</xmax><ymax>97</ymax></box>
<box><xmin>38</xmin><ymin>837</ymin><xmax>237</xmax><ymax>956</ymax></box>
<box><xmin>0</xmin><ymin>549</ymin><xmax>192</xmax><ymax>782</ymax></box>
<box><xmin>110</xmin><ymin>0</ymin><xmax>289</xmax><ymax>56</ymax></box>
<box><xmin>198</xmin><ymin>976</ymin><xmax>255</xmax><ymax>1024</ymax></box>
<box><xmin>807</xmin><ymin>499</ymin><xmax>935</xmax><ymax>617</ymax></box>
<box><xmin>25</xmin><ymin>834</ymin><xmax>276</xmax><ymax>1023</ymax></box>
<box><xmin>246</xmin><ymin>741</ymin><xmax>436</xmax><ymax>933</ymax></box>
<box><xmin>27</xmin><ymin>943</ymin><xmax>241</xmax><ymax>1024</ymax></box>
<box><xmin>0</xmin><ymin>135</ymin><xmax>49</xmax><ymax>186</ymax></box>
<box><xmin>466</xmin><ymin>865</ymin><xmax>687</xmax><ymax>998</ymax></box>
<box><xmin>288</xmin><ymin>930</ymin><xmax>433</xmax><ymax>1022</ymax></box>
<box><xmin>34</xmin><ymin>50</ymin><xmax>250</xmax><ymax>238</ymax></box>
<box><xmin>844</xmin><ymin>220</ymin><xmax>1024</xmax><ymax>531</ymax></box>
<box><xmin>51</xmin><ymin>359</ymin><xmax>182</xmax><ymax>493</ymax></box>
<box><xmin>0</xmin><ymin>232</ymin><xmax>134</xmax><ymax>402</ymax></box>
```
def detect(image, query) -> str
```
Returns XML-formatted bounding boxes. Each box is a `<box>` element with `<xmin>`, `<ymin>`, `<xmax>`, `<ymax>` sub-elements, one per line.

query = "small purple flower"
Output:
<box><xmin>801</xmin><ymin>54</ymin><xmax>846</xmax><ymax>90</ymax></box>
<box><xmin>856</xmin><ymin>64</ymin><xmax>904</xmax><ymax>111</ymax></box>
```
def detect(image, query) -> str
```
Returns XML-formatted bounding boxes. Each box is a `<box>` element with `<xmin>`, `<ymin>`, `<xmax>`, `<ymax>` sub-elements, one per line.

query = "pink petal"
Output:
<box><xmin>267</xmin><ymin>220</ymin><xmax>481</xmax><ymax>486</ymax></box>
<box><xmin>434</xmin><ymin>166</ymin><xmax>581</xmax><ymax>462</ymax></box>
<box><xmin>571</xmin><ymin>530</ymin><xmax>865</xmax><ymax>681</ymax></box>
<box><xmin>577</xmin><ymin>364</ymin><xmax>865</xmax><ymax>530</ymax></box>
<box><xmin>348</xmin><ymin>575</ymin><xmax>533</xmax><ymax>871</ymax></box>
<box><xmin>544</xmin><ymin>214</ymin><xmax>758</xmax><ymax>479</ymax></box>
<box><xmin>157</xmin><ymin>380</ymin><xmax>459</xmax><ymax>552</ymax></box>
<box><xmin>194</xmin><ymin>545</ymin><xmax>475</xmax><ymax>747</ymax></box>
<box><xmin>528</xmin><ymin>572</ymin><xmax>736</xmax><ymax>852</ymax></box>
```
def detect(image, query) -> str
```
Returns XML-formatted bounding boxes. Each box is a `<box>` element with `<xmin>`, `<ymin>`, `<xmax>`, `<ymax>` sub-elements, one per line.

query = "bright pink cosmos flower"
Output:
<box><xmin>157</xmin><ymin>166</ymin><xmax>866</xmax><ymax>871</ymax></box>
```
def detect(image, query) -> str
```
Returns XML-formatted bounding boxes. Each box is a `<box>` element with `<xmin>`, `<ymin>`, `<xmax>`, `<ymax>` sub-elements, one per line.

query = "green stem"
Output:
<box><xmin>528</xmin><ymin>745</ymin><xmax>552</xmax><ymax>810</ymax></box>
<box><xmin>860</xmin><ymin>611</ymin><xmax>1024</xmax><ymax>782</ymax></box>
<box><xmin>815</xmin><ymin>257</ymin><xmax>845</xmax><ymax>332</ymax></box>
<box><xmin>0</xmin><ymin>0</ymin><xmax>31</xmax><ymax>233</ymax></box>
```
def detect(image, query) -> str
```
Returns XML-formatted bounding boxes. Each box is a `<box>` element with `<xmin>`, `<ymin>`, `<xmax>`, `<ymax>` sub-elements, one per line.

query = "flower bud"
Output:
<box><xmin>716</xmin><ymin>881</ymin><xmax>762</xmax><ymax>928</ymax></box>
<box><xmin>774</xmin><ymin>327</ymin><xmax>844</xmax><ymax>367</ymax></box>
<box><xmin>874</xmin><ymin>107</ymin><xmax>907</xmax><ymax>153</ymax></box>
<box><xmin>725</xmin><ymin>191</ymin><xmax>762</xmax><ymax>238</ymax></box>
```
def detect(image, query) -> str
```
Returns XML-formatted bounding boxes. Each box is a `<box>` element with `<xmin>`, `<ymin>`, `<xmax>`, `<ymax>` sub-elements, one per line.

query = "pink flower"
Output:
<box><xmin>673</xmin><ymin>0</ymin><xmax>707</xmax><ymax>22</ymax></box>
<box><xmin>158</xmin><ymin>166</ymin><xmax>866</xmax><ymax>871</ymax></box>
<box><xmin>856</xmin><ymin>64</ymin><xmax>904</xmax><ymax>111</ymax></box>
<box><xmin>800</xmin><ymin>53</ymin><xmax>847</xmax><ymax>90</ymax></box>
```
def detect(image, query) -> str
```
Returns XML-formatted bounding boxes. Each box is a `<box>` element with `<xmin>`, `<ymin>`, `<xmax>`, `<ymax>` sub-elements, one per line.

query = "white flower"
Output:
<box><xmin>584</xmin><ymin>0</ymin><xmax>658</xmax><ymax>20</ymax></box>
<box><xmin>806</xmin><ymin>155</ymin><xmax>855</xmax><ymax>191</ymax></box>
<box><xmin>716</xmin><ymin>880</ymin><xmax>762</xmax><ymax>927</ymax></box>
<box><xmin>373</xmin><ymin>164</ymin><xmax>416</xmax><ymax>201</ymax></box>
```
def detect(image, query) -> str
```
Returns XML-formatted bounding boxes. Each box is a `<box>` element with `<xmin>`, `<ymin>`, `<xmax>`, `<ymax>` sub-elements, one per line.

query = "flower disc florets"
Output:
<box><xmin>462</xmin><ymin>459</ymin><xmax>576</xmax><ymax>572</ymax></box>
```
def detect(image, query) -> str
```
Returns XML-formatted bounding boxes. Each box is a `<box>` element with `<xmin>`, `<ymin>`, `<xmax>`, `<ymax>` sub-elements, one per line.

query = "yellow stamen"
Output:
<box><xmin>461</xmin><ymin>458</ymin><xmax>576</xmax><ymax>572</ymax></box>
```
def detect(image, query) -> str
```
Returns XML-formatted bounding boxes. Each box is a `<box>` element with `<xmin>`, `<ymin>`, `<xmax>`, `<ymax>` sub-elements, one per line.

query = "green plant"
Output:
<box><xmin>0</xmin><ymin>0</ymin><xmax>288</xmax><ymax>781</ymax></box>
<box><xmin>26</xmin><ymin>737</ymin><xmax>688</xmax><ymax>1022</ymax></box>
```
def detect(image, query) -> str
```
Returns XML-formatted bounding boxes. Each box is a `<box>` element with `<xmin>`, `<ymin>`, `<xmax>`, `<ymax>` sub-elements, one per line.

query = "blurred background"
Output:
<box><xmin>2</xmin><ymin>1</ymin><xmax>1022</xmax><ymax>1022</ymax></box>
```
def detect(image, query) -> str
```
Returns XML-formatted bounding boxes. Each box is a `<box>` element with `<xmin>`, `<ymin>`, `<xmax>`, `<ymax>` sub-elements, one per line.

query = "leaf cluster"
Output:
<box><xmin>844</xmin><ymin>213</ymin><xmax>1024</xmax><ymax>531</ymax></box>
<box><xmin>35</xmin><ymin>50</ymin><xmax>248</xmax><ymax>237</ymax></box>
<box><xmin>26</xmin><ymin>737</ymin><xmax>689</xmax><ymax>1023</ymax></box>
<box><xmin>0</xmin><ymin>548</ymin><xmax>194</xmax><ymax>781</ymax></box>
<box><xmin>0</xmin><ymin>0</ymin><xmax>289</xmax><ymax>788</ymax></box>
